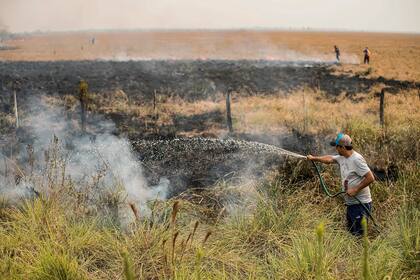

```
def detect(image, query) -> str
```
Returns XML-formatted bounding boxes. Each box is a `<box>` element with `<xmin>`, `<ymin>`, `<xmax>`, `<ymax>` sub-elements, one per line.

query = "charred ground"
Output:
<box><xmin>1</xmin><ymin>60</ymin><xmax>419</xmax><ymax>103</ymax></box>
<box><xmin>0</xmin><ymin>59</ymin><xmax>415</xmax><ymax>184</ymax></box>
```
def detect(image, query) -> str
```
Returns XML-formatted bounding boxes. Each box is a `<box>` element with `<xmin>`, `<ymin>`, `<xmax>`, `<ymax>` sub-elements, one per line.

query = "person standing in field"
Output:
<box><xmin>334</xmin><ymin>45</ymin><xmax>340</xmax><ymax>62</ymax></box>
<box><xmin>307</xmin><ymin>133</ymin><xmax>375</xmax><ymax>236</ymax></box>
<box><xmin>363</xmin><ymin>47</ymin><xmax>371</xmax><ymax>64</ymax></box>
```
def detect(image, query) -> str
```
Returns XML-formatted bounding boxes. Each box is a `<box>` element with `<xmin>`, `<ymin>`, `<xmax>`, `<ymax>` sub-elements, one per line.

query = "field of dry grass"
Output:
<box><xmin>0</xmin><ymin>30</ymin><xmax>419</xmax><ymax>279</ymax></box>
<box><xmin>83</xmin><ymin>86</ymin><xmax>419</xmax><ymax>169</ymax></box>
<box><xmin>1</xmin><ymin>30</ymin><xmax>420</xmax><ymax>81</ymax></box>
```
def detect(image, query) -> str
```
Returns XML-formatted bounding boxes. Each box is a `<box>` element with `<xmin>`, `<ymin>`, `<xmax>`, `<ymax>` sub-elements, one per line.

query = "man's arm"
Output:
<box><xmin>307</xmin><ymin>155</ymin><xmax>336</xmax><ymax>164</ymax></box>
<box><xmin>346</xmin><ymin>171</ymin><xmax>375</xmax><ymax>197</ymax></box>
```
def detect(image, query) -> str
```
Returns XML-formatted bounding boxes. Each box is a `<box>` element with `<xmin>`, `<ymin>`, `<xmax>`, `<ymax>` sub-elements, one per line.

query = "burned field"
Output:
<box><xmin>0</xmin><ymin>32</ymin><xmax>419</xmax><ymax>279</ymax></box>
<box><xmin>0</xmin><ymin>59</ymin><xmax>324</xmax><ymax>195</ymax></box>
<box><xmin>0</xmin><ymin>59</ymin><xmax>417</xmax><ymax>192</ymax></box>
<box><xmin>1</xmin><ymin>59</ymin><xmax>418</xmax><ymax>101</ymax></box>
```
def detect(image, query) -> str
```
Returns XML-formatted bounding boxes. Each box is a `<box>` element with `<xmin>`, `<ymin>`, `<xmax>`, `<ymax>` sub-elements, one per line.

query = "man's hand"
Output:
<box><xmin>347</xmin><ymin>171</ymin><xmax>375</xmax><ymax>197</ymax></box>
<box><xmin>307</xmin><ymin>155</ymin><xmax>315</xmax><ymax>161</ymax></box>
<box><xmin>346</xmin><ymin>187</ymin><xmax>359</xmax><ymax>197</ymax></box>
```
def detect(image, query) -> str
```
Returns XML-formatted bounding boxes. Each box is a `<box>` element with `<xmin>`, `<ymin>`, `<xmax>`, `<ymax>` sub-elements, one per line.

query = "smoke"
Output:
<box><xmin>102</xmin><ymin>43</ymin><xmax>355</xmax><ymax>63</ymax></box>
<box><xmin>88</xmin><ymin>31</ymin><xmax>359</xmax><ymax>63</ymax></box>
<box><xmin>0</xmin><ymin>96</ymin><xmax>169</xmax><ymax>221</ymax></box>
<box><xmin>222</xmin><ymin>181</ymin><xmax>259</xmax><ymax>218</ymax></box>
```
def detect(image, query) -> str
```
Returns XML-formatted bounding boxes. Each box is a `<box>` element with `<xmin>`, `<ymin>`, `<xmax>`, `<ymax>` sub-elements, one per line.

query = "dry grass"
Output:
<box><xmin>0</xmin><ymin>106</ymin><xmax>419</xmax><ymax>279</ymax></box>
<box><xmin>0</xmin><ymin>162</ymin><xmax>418</xmax><ymax>279</ymax></box>
<box><xmin>88</xmin><ymin>86</ymin><xmax>420</xmax><ymax>136</ymax></box>
<box><xmin>84</xmin><ymin>87</ymin><xmax>420</xmax><ymax>168</ymax></box>
<box><xmin>233</xmin><ymin>88</ymin><xmax>420</xmax><ymax>133</ymax></box>
<box><xmin>56</xmin><ymin>86</ymin><xmax>419</xmax><ymax>174</ymax></box>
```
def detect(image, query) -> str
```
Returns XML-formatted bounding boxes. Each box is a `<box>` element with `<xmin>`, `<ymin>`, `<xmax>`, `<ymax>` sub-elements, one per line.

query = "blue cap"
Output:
<box><xmin>330</xmin><ymin>133</ymin><xmax>352</xmax><ymax>147</ymax></box>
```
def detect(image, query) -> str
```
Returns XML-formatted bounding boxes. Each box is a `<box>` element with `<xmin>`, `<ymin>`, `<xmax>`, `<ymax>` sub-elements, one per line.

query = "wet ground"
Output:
<box><xmin>133</xmin><ymin>137</ymin><xmax>306</xmax><ymax>195</ymax></box>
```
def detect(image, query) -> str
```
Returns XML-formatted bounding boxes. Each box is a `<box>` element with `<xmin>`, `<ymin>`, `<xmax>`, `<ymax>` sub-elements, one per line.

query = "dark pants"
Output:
<box><xmin>346</xmin><ymin>203</ymin><xmax>372</xmax><ymax>236</ymax></box>
<box><xmin>364</xmin><ymin>55</ymin><xmax>370</xmax><ymax>64</ymax></box>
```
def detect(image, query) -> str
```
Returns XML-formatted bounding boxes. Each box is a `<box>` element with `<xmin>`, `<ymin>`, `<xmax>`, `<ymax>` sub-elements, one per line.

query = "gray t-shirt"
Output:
<box><xmin>332</xmin><ymin>151</ymin><xmax>372</xmax><ymax>205</ymax></box>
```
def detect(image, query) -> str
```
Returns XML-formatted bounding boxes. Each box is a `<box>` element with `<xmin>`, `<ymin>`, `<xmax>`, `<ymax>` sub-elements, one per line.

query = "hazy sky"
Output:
<box><xmin>0</xmin><ymin>0</ymin><xmax>419</xmax><ymax>33</ymax></box>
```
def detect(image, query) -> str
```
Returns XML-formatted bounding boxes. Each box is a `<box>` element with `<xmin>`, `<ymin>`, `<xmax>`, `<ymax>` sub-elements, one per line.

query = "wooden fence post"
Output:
<box><xmin>13</xmin><ymin>89</ymin><xmax>19</xmax><ymax>128</ymax></box>
<box><xmin>153</xmin><ymin>90</ymin><xmax>157</xmax><ymax>113</ymax></box>
<box><xmin>79</xmin><ymin>80</ymin><xmax>89</xmax><ymax>132</ymax></box>
<box><xmin>379</xmin><ymin>88</ymin><xmax>385</xmax><ymax>128</ymax></box>
<box><xmin>303</xmin><ymin>89</ymin><xmax>308</xmax><ymax>134</ymax></box>
<box><xmin>3</xmin><ymin>148</ymin><xmax>8</xmax><ymax>177</ymax></box>
<box><xmin>226</xmin><ymin>90</ymin><xmax>233</xmax><ymax>133</ymax></box>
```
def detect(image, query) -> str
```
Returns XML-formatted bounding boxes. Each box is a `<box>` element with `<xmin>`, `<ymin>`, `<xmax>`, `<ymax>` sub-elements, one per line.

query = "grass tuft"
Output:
<box><xmin>31</xmin><ymin>250</ymin><xmax>86</xmax><ymax>280</ymax></box>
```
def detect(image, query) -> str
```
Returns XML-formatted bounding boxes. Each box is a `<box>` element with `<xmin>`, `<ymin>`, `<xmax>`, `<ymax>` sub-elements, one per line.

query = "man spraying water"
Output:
<box><xmin>307</xmin><ymin>133</ymin><xmax>375</xmax><ymax>236</ymax></box>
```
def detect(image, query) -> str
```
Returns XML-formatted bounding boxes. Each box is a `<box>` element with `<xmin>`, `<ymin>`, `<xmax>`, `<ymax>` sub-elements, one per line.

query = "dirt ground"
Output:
<box><xmin>1</xmin><ymin>30</ymin><xmax>420</xmax><ymax>82</ymax></box>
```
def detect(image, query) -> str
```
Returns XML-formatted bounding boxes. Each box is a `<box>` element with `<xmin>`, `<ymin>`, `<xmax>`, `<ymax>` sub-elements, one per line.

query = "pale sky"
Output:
<box><xmin>0</xmin><ymin>0</ymin><xmax>419</xmax><ymax>33</ymax></box>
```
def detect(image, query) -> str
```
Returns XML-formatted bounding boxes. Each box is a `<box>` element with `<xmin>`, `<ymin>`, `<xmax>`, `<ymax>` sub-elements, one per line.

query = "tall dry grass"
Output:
<box><xmin>1</xmin><ymin>88</ymin><xmax>419</xmax><ymax>279</ymax></box>
<box><xmin>0</xmin><ymin>158</ymin><xmax>418</xmax><ymax>279</ymax></box>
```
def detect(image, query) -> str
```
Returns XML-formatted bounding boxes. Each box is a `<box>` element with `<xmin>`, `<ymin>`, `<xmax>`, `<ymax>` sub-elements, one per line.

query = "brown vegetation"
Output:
<box><xmin>0</xmin><ymin>30</ymin><xmax>419</xmax><ymax>279</ymax></box>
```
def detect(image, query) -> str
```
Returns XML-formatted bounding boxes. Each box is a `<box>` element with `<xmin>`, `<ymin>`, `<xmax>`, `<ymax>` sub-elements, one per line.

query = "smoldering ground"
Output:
<box><xmin>0</xmin><ymin>93</ymin><xmax>311</xmax><ymax>226</ymax></box>
<box><xmin>0</xmin><ymin>96</ymin><xmax>169</xmax><ymax>225</ymax></box>
<box><xmin>133</xmin><ymin>137</ymin><xmax>305</xmax><ymax>193</ymax></box>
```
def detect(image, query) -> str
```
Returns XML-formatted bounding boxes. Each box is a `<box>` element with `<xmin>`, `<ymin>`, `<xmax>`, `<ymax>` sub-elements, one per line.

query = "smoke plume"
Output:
<box><xmin>0</xmin><ymin>96</ymin><xmax>169</xmax><ymax>222</ymax></box>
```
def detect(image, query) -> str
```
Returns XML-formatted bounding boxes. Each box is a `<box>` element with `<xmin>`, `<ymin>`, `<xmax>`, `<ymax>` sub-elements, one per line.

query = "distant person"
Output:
<box><xmin>307</xmin><ymin>133</ymin><xmax>375</xmax><ymax>236</ymax></box>
<box><xmin>334</xmin><ymin>45</ymin><xmax>340</xmax><ymax>62</ymax></box>
<box><xmin>363</xmin><ymin>47</ymin><xmax>371</xmax><ymax>64</ymax></box>
<box><xmin>91</xmin><ymin>37</ymin><xmax>95</xmax><ymax>45</ymax></box>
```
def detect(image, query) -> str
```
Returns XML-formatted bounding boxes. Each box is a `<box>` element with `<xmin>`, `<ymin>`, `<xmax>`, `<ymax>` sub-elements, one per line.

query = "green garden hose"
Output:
<box><xmin>311</xmin><ymin>161</ymin><xmax>378</xmax><ymax>227</ymax></box>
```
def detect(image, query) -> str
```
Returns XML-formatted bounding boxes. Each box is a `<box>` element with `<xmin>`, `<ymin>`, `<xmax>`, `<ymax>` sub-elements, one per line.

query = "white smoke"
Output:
<box><xmin>99</xmin><ymin>52</ymin><xmax>347</xmax><ymax>65</ymax></box>
<box><xmin>99</xmin><ymin>42</ymin><xmax>354</xmax><ymax>63</ymax></box>
<box><xmin>0</xmin><ymin>96</ymin><xmax>169</xmax><ymax>221</ymax></box>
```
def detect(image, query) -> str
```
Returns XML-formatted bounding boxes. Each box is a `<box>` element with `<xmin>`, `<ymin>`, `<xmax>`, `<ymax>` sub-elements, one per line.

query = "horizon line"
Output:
<box><xmin>7</xmin><ymin>27</ymin><xmax>420</xmax><ymax>36</ymax></box>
